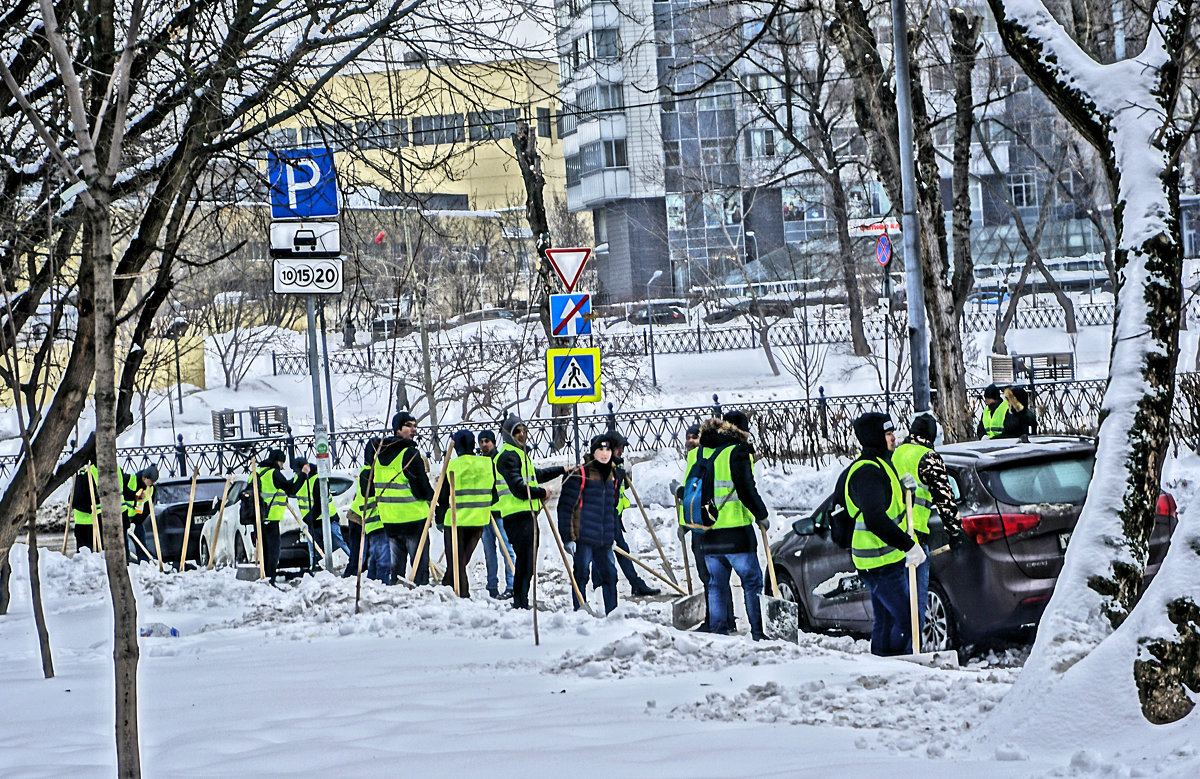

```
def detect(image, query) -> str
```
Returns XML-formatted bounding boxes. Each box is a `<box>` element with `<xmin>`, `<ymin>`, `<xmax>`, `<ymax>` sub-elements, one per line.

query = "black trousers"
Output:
<box><xmin>613</xmin><ymin>520</ymin><xmax>648</xmax><ymax>588</ymax></box>
<box><xmin>504</xmin><ymin>512</ymin><xmax>537</xmax><ymax>609</ymax></box>
<box><xmin>262</xmin><ymin>520</ymin><xmax>281</xmax><ymax>581</ymax></box>
<box><xmin>74</xmin><ymin>522</ymin><xmax>97</xmax><ymax>553</ymax></box>
<box><xmin>441</xmin><ymin>525</ymin><xmax>485</xmax><ymax>597</ymax></box>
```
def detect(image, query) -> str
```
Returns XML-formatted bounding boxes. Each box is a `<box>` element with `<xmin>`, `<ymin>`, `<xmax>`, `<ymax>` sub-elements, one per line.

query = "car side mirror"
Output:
<box><xmin>792</xmin><ymin>515</ymin><xmax>817</xmax><ymax>536</ymax></box>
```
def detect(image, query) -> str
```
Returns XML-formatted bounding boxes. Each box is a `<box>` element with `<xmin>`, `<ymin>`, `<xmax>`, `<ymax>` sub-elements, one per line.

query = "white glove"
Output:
<box><xmin>756</xmin><ymin>517</ymin><xmax>770</xmax><ymax>532</ymax></box>
<box><xmin>565</xmin><ymin>541</ymin><xmax>576</xmax><ymax>555</ymax></box>
<box><xmin>900</xmin><ymin>474</ymin><xmax>918</xmax><ymax>492</ymax></box>
<box><xmin>905</xmin><ymin>544</ymin><xmax>927</xmax><ymax>567</ymax></box>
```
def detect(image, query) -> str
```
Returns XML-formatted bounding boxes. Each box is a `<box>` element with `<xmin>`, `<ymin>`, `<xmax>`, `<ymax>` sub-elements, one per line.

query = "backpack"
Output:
<box><xmin>681</xmin><ymin>447</ymin><xmax>732</xmax><ymax>532</ymax></box>
<box><xmin>801</xmin><ymin>464</ymin><xmax>853</xmax><ymax>549</ymax></box>
<box><xmin>237</xmin><ymin>476</ymin><xmax>269</xmax><ymax>526</ymax></box>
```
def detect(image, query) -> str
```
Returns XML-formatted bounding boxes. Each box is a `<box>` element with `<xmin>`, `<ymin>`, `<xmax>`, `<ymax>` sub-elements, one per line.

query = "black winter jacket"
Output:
<box><xmin>365</xmin><ymin>436</ymin><xmax>434</xmax><ymax>502</ymax></box>
<box><xmin>495</xmin><ymin>429</ymin><xmax>565</xmax><ymax>505</ymax></box>
<box><xmin>696</xmin><ymin>418</ymin><xmax>769</xmax><ymax>555</ymax></box>
<box><xmin>558</xmin><ymin>459</ymin><xmax>618</xmax><ymax>547</ymax></box>
<box><xmin>846</xmin><ymin>446</ymin><xmax>914</xmax><ymax>560</ymax></box>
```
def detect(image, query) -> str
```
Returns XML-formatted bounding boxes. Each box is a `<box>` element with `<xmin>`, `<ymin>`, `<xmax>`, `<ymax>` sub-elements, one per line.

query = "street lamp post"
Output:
<box><xmin>745</xmin><ymin>230</ymin><xmax>758</xmax><ymax>264</ymax></box>
<box><xmin>647</xmin><ymin>269</ymin><xmax>663</xmax><ymax>387</ymax></box>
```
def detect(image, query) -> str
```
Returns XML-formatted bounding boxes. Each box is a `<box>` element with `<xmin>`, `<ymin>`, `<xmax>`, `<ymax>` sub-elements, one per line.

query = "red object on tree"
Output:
<box><xmin>374</xmin><ymin>230</ymin><xmax>387</xmax><ymax>245</ymax></box>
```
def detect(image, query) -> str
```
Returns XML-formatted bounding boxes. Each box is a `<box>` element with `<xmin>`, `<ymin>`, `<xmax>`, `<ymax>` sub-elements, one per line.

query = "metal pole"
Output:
<box><xmin>318</xmin><ymin>299</ymin><xmax>337</xmax><ymax>462</ymax></box>
<box><xmin>884</xmin><ymin>266</ymin><xmax>891</xmax><ymax>414</ymax></box>
<box><xmin>647</xmin><ymin>279</ymin><xmax>657</xmax><ymax>387</ymax></box>
<box><xmin>306</xmin><ymin>294</ymin><xmax>334</xmax><ymax>573</ymax></box>
<box><xmin>572</xmin><ymin>403</ymin><xmax>580</xmax><ymax>465</ymax></box>
<box><xmin>174</xmin><ymin>333</ymin><xmax>184</xmax><ymax>414</ymax></box>
<box><xmin>890</xmin><ymin>0</ymin><xmax>931</xmax><ymax>413</ymax></box>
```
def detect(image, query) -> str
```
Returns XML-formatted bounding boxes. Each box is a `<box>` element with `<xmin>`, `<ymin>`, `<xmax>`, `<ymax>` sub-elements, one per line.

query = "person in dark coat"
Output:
<box><xmin>256</xmin><ymin>449</ymin><xmax>309</xmax><ymax>584</ymax></box>
<box><xmin>477</xmin><ymin>428</ymin><xmax>515</xmax><ymax>598</ymax></box>
<box><xmin>977</xmin><ymin>383</ymin><xmax>1007</xmax><ymax>439</ymax></box>
<box><xmin>1002</xmin><ymin>386</ymin><xmax>1036</xmax><ymax>438</ymax></box>
<box><xmin>558</xmin><ymin>435</ymin><xmax>621</xmax><ymax>614</ymax></box>
<box><xmin>495</xmin><ymin>413</ymin><xmax>566</xmax><ymax>609</ymax></box>
<box><xmin>368</xmin><ymin>411</ymin><xmax>436</xmax><ymax>585</ymax></box>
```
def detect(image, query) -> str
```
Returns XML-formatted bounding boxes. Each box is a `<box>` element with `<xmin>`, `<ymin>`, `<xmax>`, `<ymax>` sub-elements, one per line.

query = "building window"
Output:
<box><xmin>411</xmin><ymin>114</ymin><xmax>464</xmax><ymax>146</ymax></box>
<box><xmin>666</xmin><ymin>194</ymin><xmax>686</xmax><ymax>231</ymax></box>
<box><xmin>468</xmin><ymin>109</ymin><xmax>519</xmax><ymax>142</ymax></box>
<box><xmin>266</xmin><ymin>127</ymin><xmax>297</xmax><ymax>149</ymax></box>
<box><xmin>578</xmin><ymin>139</ymin><xmax>627</xmax><ymax>174</ymax></box>
<box><xmin>575</xmin><ymin>82</ymin><xmax>624</xmax><ymax>117</ymax></box>
<box><xmin>594</xmin><ymin>28</ymin><xmax>619</xmax><ymax>60</ymax></box>
<box><xmin>742</xmin><ymin>73</ymin><xmax>783</xmax><ymax>103</ymax></box>
<box><xmin>537</xmin><ymin>107</ymin><xmax>553</xmax><ymax>139</ymax></box>
<box><xmin>783</xmin><ymin>185</ymin><xmax>829</xmax><ymax>242</ymax></box>
<box><xmin>559</xmin><ymin>106</ymin><xmax>578</xmax><ymax>137</ymax></box>
<box><xmin>1009</xmin><ymin>172</ymin><xmax>1039</xmax><ymax>207</ymax></box>
<box><xmin>703</xmin><ymin>192</ymin><xmax>741</xmax><ymax>228</ymax></box>
<box><xmin>565</xmin><ymin>155</ymin><xmax>581</xmax><ymax>186</ymax></box>
<box><xmin>745</xmin><ymin>128</ymin><xmax>777</xmax><ymax>158</ymax></box>
<box><xmin>357</xmin><ymin>118</ymin><xmax>406</xmax><ymax>150</ymax></box>
<box><xmin>302</xmin><ymin>123</ymin><xmax>352</xmax><ymax>152</ymax></box>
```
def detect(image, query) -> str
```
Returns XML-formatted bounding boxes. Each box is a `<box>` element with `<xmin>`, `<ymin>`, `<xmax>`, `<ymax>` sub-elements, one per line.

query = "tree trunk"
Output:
<box><xmin>1031</xmin><ymin>255</ymin><xmax>1079</xmax><ymax>333</ymax></box>
<box><xmin>90</xmin><ymin>194</ymin><xmax>142</xmax><ymax>777</ymax></box>
<box><xmin>829</xmin><ymin>173</ymin><xmax>871</xmax><ymax>357</ymax></box>
<box><xmin>949</xmin><ymin>9</ymin><xmax>981</xmax><ymax>322</ymax></box>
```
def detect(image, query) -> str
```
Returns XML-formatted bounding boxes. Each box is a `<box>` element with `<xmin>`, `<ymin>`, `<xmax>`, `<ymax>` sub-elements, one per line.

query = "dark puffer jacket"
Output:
<box><xmin>695</xmin><ymin>417</ymin><xmax>769</xmax><ymax>555</ymax></box>
<box><xmin>557</xmin><ymin>458</ymin><xmax>618</xmax><ymax>547</ymax></box>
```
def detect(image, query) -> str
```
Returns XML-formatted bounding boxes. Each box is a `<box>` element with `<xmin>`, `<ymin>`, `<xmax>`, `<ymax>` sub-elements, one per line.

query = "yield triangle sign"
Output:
<box><xmin>545</xmin><ymin>247</ymin><xmax>592</xmax><ymax>292</ymax></box>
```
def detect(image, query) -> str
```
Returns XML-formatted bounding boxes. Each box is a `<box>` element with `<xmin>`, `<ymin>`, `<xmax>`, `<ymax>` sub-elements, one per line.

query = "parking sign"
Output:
<box><xmin>268</xmin><ymin>148</ymin><xmax>339</xmax><ymax>220</ymax></box>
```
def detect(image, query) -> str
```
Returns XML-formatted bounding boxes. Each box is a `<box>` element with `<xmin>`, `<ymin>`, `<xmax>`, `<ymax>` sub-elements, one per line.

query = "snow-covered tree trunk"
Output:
<box><xmin>982</xmin><ymin>0</ymin><xmax>1195</xmax><ymax>731</ymax></box>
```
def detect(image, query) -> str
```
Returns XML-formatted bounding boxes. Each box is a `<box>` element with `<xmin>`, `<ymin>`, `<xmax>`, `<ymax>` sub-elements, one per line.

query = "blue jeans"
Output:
<box><xmin>573</xmin><ymin>543</ymin><xmax>618</xmax><ymax>614</ymax></box>
<box><xmin>705</xmin><ymin>552</ymin><xmax>764</xmax><ymax>637</ymax></box>
<box><xmin>916</xmin><ymin>543</ymin><xmax>930</xmax><ymax>629</ymax></box>
<box><xmin>481</xmin><ymin>516</ymin><xmax>515</xmax><ymax>592</ymax></box>
<box><xmin>860</xmin><ymin>563</ymin><xmax>913</xmax><ymax>656</ymax></box>
<box><xmin>342</xmin><ymin>524</ymin><xmax>391</xmax><ymax>582</ymax></box>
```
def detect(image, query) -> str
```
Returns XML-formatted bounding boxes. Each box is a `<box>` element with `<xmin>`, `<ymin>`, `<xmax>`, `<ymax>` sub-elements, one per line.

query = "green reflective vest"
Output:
<box><xmin>74</xmin><ymin>464</ymin><xmax>101</xmax><ymax>526</ymax></box>
<box><xmin>447</xmin><ymin>454</ymin><xmax>495</xmax><ymax>527</ymax></box>
<box><xmin>845</xmin><ymin>458</ymin><xmax>907</xmax><ymax>571</ymax></box>
<box><xmin>372</xmin><ymin>451</ymin><xmax>429</xmax><ymax>524</ymax></box>
<box><xmin>296</xmin><ymin>476</ymin><xmax>337</xmax><ymax>522</ymax></box>
<box><xmin>981</xmin><ymin>400</ymin><xmax>1009</xmax><ymax>438</ymax></box>
<box><xmin>495</xmin><ymin>443</ymin><xmax>541</xmax><ymax>518</ymax></box>
<box><xmin>700</xmin><ymin>445</ymin><xmax>753</xmax><ymax>530</ymax></box>
<box><xmin>121</xmin><ymin>471</ymin><xmax>154</xmax><ymax>521</ymax></box>
<box><xmin>257</xmin><ymin>466</ymin><xmax>288</xmax><ymax>523</ymax></box>
<box><xmin>350</xmin><ymin>467</ymin><xmax>383</xmax><ymax>535</ymax></box>
<box><xmin>678</xmin><ymin>447</ymin><xmax>698</xmax><ymax>526</ymax></box>
<box><xmin>890</xmin><ymin>443</ymin><xmax>933</xmax><ymax>534</ymax></box>
<box><xmin>616</xmin><ymin>461</ymin><xmax>631</xmax><ymax>514</ymax></box>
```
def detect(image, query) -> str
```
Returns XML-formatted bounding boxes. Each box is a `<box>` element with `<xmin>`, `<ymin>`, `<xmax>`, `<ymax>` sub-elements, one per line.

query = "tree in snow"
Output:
<box><xmin>979</xmin><ymin>0</ymin><xmax>1198</xmax><ymax>731</ymax></box>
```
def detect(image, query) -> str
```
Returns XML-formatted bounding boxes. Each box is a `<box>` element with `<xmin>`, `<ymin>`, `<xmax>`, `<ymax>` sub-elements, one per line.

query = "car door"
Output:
<box><xmin>796</xmin><ymin>505</ymin><xmax>872</xmax><ymax>632</ymax></box>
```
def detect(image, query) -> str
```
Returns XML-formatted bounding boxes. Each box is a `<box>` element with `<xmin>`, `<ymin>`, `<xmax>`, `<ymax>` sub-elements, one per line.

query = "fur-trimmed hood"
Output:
<box><xmin>698</xmin><ymin>417</ymin><xmax>751</xmax><ymax>449</ymax></box>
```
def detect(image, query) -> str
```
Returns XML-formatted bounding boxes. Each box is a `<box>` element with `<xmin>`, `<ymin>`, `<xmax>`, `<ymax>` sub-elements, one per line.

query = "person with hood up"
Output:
<box><xmin>699</xmin><ymin>410</ymin><xmax>771</xmax><ymax>639</ymax></box>
<box><xmin>977</xmin><ymin>384</ymin><xmax>1008</xmax><ymax>439</ymax></box>
<box><xmin>891</xmin><ymin>414</ymin><xmax>966</xmax><ymax>628</ymax></box>
<box><xmin>609</xmin><ymin>431</ymin><xmax>661</xmax><ymax>597</ymax></box>
<box><xmin>436</xmin><ymin>430</ymin><xmax>498</xmax><ymax>598</ymax></box>
<box><xmin>368</xmin><ymin>411</ymin><xmax>435</xmax><ymax>585</ymax></box>
<box><xmin>494</xmin><ymin>413</ymin><xmax>566</xmax><ymax>609</ymax></box>
<box><xmin>558</xmin><ymin>435</ymin><xmax>621</xmax><ymax>614</ymax></box>
<box><xmin>477</xmin><ymin>429</ymin><xmax>515</xmax><ymax>598</ymax></box>
<box><xmin>1002</xmin><ymin>385</ymin><xmax>1036</xmax><ymax>438</ymax></box>
<box><xmin>255</xmin><ymin>449</ymin><xmax>309</xmax><ymax>584</ymax></box>
<box><xmin>344</xmin><ymin>438</ymin><xmax>391</xmax><ymax>583</ymax></box>
<box><xmin>122</xmin><ymin>464</ymin><xmax>158</xmax><ymax>562</ymax></box>
<box><xmin>845</xmin><ymin>412</ymin><xmax>925</xmax><ymax>656</ymax></box>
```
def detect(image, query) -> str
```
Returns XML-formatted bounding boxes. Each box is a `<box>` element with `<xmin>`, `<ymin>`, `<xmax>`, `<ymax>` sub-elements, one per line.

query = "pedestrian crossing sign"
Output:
<box><xmin>546</xmin><ymin>347</ymin><xmax>601</xmax><ymax>404</ymax></box>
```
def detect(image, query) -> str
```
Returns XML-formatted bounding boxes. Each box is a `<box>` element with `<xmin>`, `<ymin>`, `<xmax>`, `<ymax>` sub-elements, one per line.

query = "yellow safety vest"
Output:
<box><xmin>890</xmin><ymin>443</ymin><xmax>933</xmax><ymax>535</ymax></box>
<box><xmin>446</xmin><ymin>454</ymin><xmax>495</xmax><ymax>528</ymax></box>
<box><xmin>74</xmin><ymin>464</ymin><xmax>101</xmax><ymax>526</ymax></box>
<box><xmin>495</xmin><ymin>443</ymin><xmax>541</xmax><ymax>518</ymax></box>
<box><xmin>257</xmin><ymin>466</ymin><xmax>287</xmax><ymax>523</ymax></box>
<box><xmin>678</xmin><ymin>447</ymin><xmax>698</xmax><ymax>526</ymax></box>
<box><xmin>845</xmin><ymin>458</ymin><xmax>907</xmax><ymax>570</ymax></box>
<box><xmin>349</xmin><ymin>467</ymin><xmax>383</xmax><ymax>535</ymax></box>
<box><xmin>700</xmin><ymin>445</ymin><xmax>754</xmax><ymax>530</ymax></box>
<box><xmin>981</xmin><ymin>401</ymin><xmax>1009</xmax><ymax>438</ymax></box>
<box><xmin>372</xmin><ymin>451</ymin><xmax>429</xmax><ymax>524</ymax></box>
<box><xmin>296</xmin><ymin>477</ymin><xmax>337</xmax><ymax>521</ymax></box>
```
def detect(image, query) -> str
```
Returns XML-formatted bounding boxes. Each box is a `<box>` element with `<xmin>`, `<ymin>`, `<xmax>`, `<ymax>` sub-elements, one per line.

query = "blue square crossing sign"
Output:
<box><xmin>546</xmin><ymin>347</ymin><xmax>601</xmax><ymax>404</ymax></box>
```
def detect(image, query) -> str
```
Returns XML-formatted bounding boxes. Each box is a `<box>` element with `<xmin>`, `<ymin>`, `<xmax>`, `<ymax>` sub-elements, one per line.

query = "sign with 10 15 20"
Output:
<box><xmin>273</xmin><ymin>258</ymin><xmax>344</xmax><ymax>295</ymax></box>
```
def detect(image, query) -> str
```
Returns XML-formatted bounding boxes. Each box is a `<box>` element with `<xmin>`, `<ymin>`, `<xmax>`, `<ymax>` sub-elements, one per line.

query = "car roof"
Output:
<box><xmin>937</xmin><ymin>435</ymin><xmax>1095</xmax><ymax>467</ymax></box>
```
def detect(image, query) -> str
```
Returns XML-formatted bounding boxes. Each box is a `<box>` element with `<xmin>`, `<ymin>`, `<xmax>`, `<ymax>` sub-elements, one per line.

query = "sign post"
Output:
<box><xmin>269</xmin><ymin>147</ymin><xmax>341</xmax><ymax>572</ymax></box>
<box><xmin>876</xmin><ymin>233</ymin><xmax>893</xmax><ymax>414</ymax></box>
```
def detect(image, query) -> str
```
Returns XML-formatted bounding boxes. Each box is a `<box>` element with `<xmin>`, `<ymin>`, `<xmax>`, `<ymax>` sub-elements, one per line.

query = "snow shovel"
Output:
<box><xmin>668</xmin><ymin>485</ymin><xmax>705</xmax><ymax>630</ymax></box>
<box><xmin>758</xmin><ymin>524</ymin><xmax>798</xmax><ymax>643</ymax></box>
<box><xmin>894</xmin><ymin>488</ymin><xmax>958</xmax><ymax>668</ymax></box>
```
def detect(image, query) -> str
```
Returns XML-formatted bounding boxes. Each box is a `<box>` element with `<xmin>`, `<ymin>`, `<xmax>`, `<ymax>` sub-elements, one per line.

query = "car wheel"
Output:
<box><xmin>774</xmin><ymin>569</ymin><xmax>812</xmax><ymax>632</ymax></box>
<box><xmin>923</xmin><ymin>581</ymin><xmax>958</xmax><ymax>652</ymax></box>
<box><xmin>234</xmin><ymin>534</ymin><xmax>248</xmax><ymax>565</ymax></box>
<box><xmin>199</xmin><ymin>538</ymin><xmax>210</xmax><ymax>568</ymax></box>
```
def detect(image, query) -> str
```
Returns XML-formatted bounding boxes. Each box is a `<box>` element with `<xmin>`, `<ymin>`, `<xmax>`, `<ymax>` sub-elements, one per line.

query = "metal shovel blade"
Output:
<box><xmin>671</xmin><ymin>592</ymin><xmax>706</xmax><ymax>630</ymax></box>
<box><xmin>894</xmin><ymin>650</ymin><xmax>959</xmax><ymax>668</ymax></box>
<box><xmin>234</xmin><ymin>564</ymin><xmax>260</xmax><ymax>581</ymax></box>
<box><xmin>760</xmin><ymin>593</ymin><xmax>799</xmax><ymax>643</ymax></box>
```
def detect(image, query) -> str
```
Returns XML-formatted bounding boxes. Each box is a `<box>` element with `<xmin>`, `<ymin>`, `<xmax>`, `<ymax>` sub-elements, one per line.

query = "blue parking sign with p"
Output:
<box><xmin>269</xmin><ymin>148</ymin><xmax>339</xmax><ymax>220</ymax></box>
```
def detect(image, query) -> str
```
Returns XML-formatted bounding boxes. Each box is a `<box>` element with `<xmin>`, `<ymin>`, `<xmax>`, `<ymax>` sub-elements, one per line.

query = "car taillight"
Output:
<box><xmin>1156</xmin><ymin>493</ymin><xmax>1177</xmax><ymax>520</ymax></box>
<box><xmin>960</xmin><ymin>513</ymin><xmax>1041</xmax><ymax>544</ymax></box>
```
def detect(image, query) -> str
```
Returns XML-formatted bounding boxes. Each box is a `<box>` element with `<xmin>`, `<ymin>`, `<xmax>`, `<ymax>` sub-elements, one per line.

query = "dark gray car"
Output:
<box><xmin>771</xmin><ymin>436</ymin><xmax>1177</xmax><ymax>651</ymax></box>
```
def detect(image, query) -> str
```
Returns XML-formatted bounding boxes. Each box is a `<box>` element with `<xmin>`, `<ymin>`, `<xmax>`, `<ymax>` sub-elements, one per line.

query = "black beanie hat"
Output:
<box><xmin>364</xmin><ymin>437</ymin><xmax>382</xmax><ymax>465</ymax></box>
<box><xmin>291</xmin><ymin>456</ymin><xmax>308</xmax><ymax>471</ymax></box>
<box><xmin>590</xmin><ymin>435</ymin><xmax>614</xmax><ymax>454</ymax></box>
<box><xmin>452</xmin><ymin>429</ymin><xmax>475</xmax><ymax>456</ymax></box>
<box><xmin>478</xmin><ymin>429</ymin><xmax>496</xmax><ymax>443</ymax></box>
<box><xmin>723</xmin><ymin>410</ymin><xmax>750</xmax><ymax>433</ymax></box>
<box><xmin>138</xmin><ymin>464</ymin><xmax>159</xmax><ymax>483</ymax></box>
<box><xmin>685</xmin><ymin>423</ymin><xmax>701</xmax><ymax>438</ymax></box>
<box><xmin>608</xmin><ymin>430</ymin><xmax>627</xmax><ymax>448</ymax></box>
<box><xmin>853</xmin><ymin>412</ymin><xmax>895</xmax><ymax>450</ymax></box>
<box><xmin>983</xmin><ymin>384</ymin><xmax>1002</xmax><ymax>401</ymax></box>
<box><xmin>268</xmin><ymin>448</ymin><xmax>287</xmax><ymax>465</ymax></box>
<box><xmin>909</xmin><ymin>413</ymin><xmax>937</xmax><ymax>443</ymax></box>
<box><xmin>392</xmin><ymin>411</ymin><xmax>417</xmax><ymax>431</ymax></box>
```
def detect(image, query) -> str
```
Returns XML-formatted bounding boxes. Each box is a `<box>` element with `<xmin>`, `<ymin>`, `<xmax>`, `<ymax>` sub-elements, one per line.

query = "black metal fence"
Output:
<box><xmin>271</xmin><ymin>303</ymin><xmax>1117</xmax><ymax>378</ymax></box>
<box><xmin>12</xmin><ymin>372</ymin><xmax>1200</xmax><ymax>483</ymax></box>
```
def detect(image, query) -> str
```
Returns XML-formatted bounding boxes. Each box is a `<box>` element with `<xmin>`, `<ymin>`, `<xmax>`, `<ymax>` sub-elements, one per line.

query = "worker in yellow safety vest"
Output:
<box><xmin>977</xmin><ymin>384</ymin><xmax>1008</xmax><ymax>439</ymax></box>
<box><xmin>344</xmin><ymin>438</ymin><xmax>391</xmax><ymax>583</ymax></box>
<box><xmin>435</xmin><ymin>430</ymin><xmax>499</xmax><ymax>598</ymax></box>
<box><xmin>369</xmin><ymin>412</ymin><xmax>435</xmax><ymax>585</ymax></box>
<box><xmin>256</xmin><ymin>449</ymin><xmax>309</xmax><ymax>584</ymax></box>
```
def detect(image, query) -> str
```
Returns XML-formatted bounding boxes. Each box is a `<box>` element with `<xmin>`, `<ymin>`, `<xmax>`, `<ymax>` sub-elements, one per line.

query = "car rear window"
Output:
<box><xmin>982</xmin><ymin>454</ymin><xmax>1095</xmax><ymax>505</ymax></box>
<box><xmin>155</xmin><ymin>480</ymin><xmax>230</xmax><ymax>505</ymax></box>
